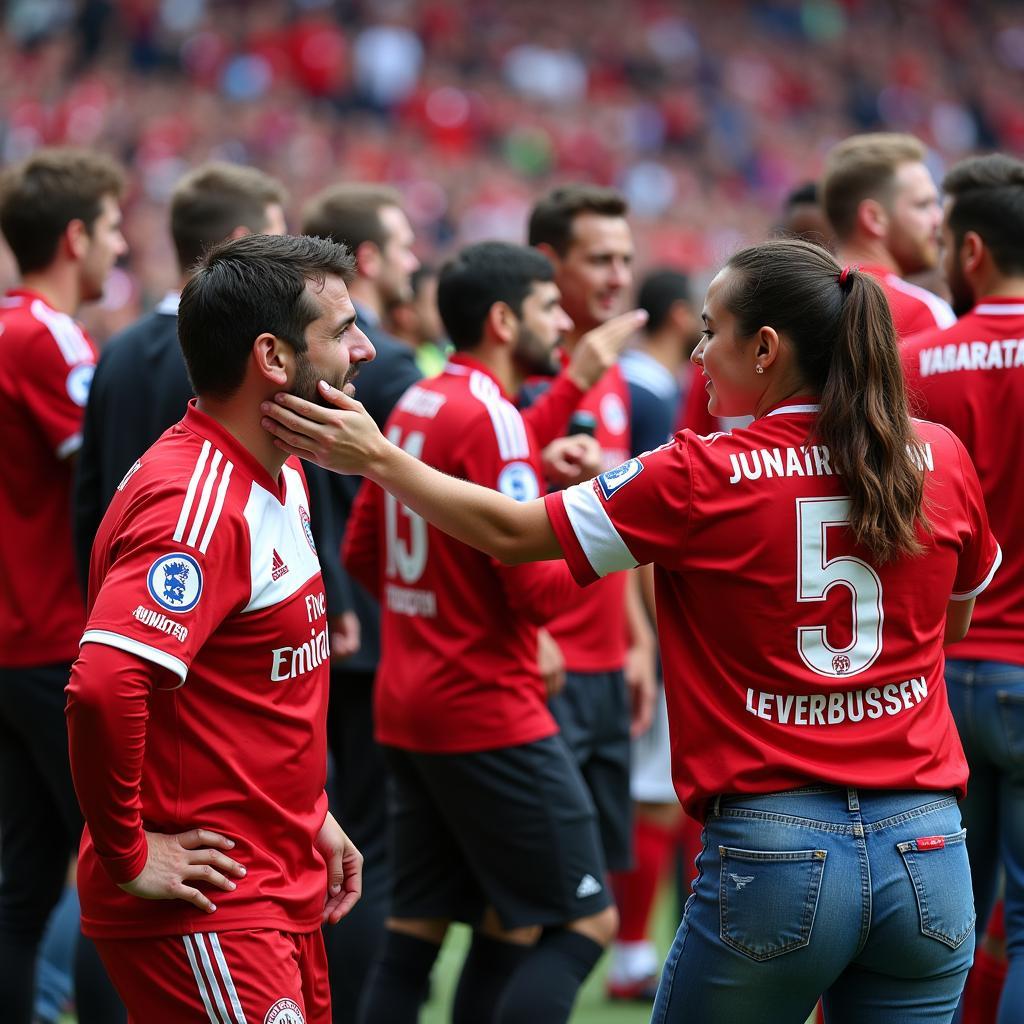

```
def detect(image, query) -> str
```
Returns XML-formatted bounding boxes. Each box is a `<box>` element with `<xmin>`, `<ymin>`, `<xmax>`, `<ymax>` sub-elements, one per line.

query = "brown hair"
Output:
<box><xmin>822</xmin><ymin>133</ymin><xmax>926</xmax><ymax>241</ymax></box>
<box><xmin>0</xmin><ymin>148</ymin><xmax>124</xmax><ymax>274</ymax></box>
<box><xmin>528</xmin><ymin>184</ymin><xmax>628</xmax><ymax>256</ymax></box>
<box><xmin>723</xmin><ymin>238</ymin><xmax>927</xmax><ymax>563</ymax></box>
<box><xmin>170</xmin><ymin>161</ymin><xmax>286</xmax><ymax>274</ymax></box>
<box><xmin>301</xmin><ymin>184</ymin><xmax>403</xmax><ymax>253</ymax></box>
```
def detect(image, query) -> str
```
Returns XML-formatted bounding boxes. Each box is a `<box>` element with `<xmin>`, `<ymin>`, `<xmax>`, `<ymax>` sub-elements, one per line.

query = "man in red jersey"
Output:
<box><xmin>823</xmin><ymin>133</ymin><xmax>955</xmax><ymax>338</ymax></box>
<box><xmin>0</xmin><ymin>148</ymin><xmax>127</xmax><ymax>1023</ymax></box>
<box><xmin>65</xmin><ymin>234</ymin><xmax>366</xmax><ymax>1023</ymax></box>
<box><xmin>903</xmin><ymin>153</ymin><xmax>1024</xmax><ymax>1024</ymax></box>
<box><xmin>526</xmin><ymin>185</ymin><xmax>656</xmax><ymax>882</ymax></box>
<box><xmin>343</xmin><ymin>242</ymin><xmax>618</xmax><ymax>1024</ymax></box>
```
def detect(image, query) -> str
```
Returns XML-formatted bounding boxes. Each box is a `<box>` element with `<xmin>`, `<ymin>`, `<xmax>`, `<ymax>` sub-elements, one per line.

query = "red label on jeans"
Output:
<box><xmin>916</xmin><ymin>836</ymin><xmax>945</xmax><ymax>850</ymax></box>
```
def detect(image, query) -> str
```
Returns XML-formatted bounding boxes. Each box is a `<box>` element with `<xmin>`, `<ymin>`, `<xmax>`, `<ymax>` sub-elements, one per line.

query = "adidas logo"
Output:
<box><xmin>576</xmin><ymin>874</ymin><xmax>602</xmax><ymax>899</ymax></box>
<box><xmin>271</xmin><ymin>549</ymin><xmax>289</xmax><ymax>581</ymax></box>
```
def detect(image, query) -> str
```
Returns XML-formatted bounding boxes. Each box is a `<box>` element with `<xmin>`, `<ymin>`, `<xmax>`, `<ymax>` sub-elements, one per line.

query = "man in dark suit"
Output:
<box><xmin>73</xmin><ymin>161</ymin><xmax>288</xmax><ymax>588</ymax></box>
<box><xmin>300</xmin><ymin>185</ymin><xmax>423</xmax><ymax>1023</ymax></box>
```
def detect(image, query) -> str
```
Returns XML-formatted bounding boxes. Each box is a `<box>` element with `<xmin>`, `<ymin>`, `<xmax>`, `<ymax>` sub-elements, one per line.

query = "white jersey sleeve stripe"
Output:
<box><xmin>187</xmin><ymin>449</ymin><xmax>223</xmax><ymax>549</ymax></box>
<box><xmin>563</xmin><ymin>483</ymin><xmax>639</xmax><ymax>577</ymax></box>
<box><xmin>208</xmin><ymin>934</ymin><xmax>248</xmax><ymax>1024</ymax></box>
<box><xmin>182</xmin><ymin>936</ymin><xmax>223</xmax><ymax>1024</ymax></box>
<box><xmin>174</xmin><ymin>441</ymin><xmax>212</xmax><ymax>543</ymax></box>
<box><xmin>885</xmin><ymin>274</ymin><xmax>957</xmax><ymax>328</ymax></box>
<box><xmin>29</xmin><ymin>299</ymin><xmax>93</xmax><ymax>364</ymax></box>
<box><xmin>469</xmin><ymin>371</ymin><xmax>530</xmax><ymax>460</ymax></box>
<box><xmin>195</xmin><ymin>934</ymin><xmax>237</xmax><ymax>1024</ymax></box>
<box><xmin>199</xmin><ymin>460</ymin><xmax>233</xmax><ymax>554</ymax></box>
<box><xmin>81</xmin><ymin>629</ymin><xmax>188</xmax><ymax>685</ymax></box>
<box><xmin>951</xmin><ymin>544</ymin><xmax>1003</xmax><ymax>601</ymax></box>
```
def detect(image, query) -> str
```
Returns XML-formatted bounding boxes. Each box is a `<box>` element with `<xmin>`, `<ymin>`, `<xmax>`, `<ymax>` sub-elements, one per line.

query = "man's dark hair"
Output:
<box><xmin>0</xmin><ymin>148</ymin><xmax>124</xmax><ymax>274</ymax></box>
<box><xmin>637</xmin><ymin>269</ymin><xmax>691</xmax><ymax>334</ymax></box>
<box><xmin>437</xmin><ymin>242</ymin><xmax>553</xmax><ymax>351</ymax></box>
<box><xmin>300</xmin><ymin>184</ymin><xmax>403</xmax><ymax>254</ymax></box>
<box><xmin>171</xmin><ymin>162</ymin><xmax>286</xmax><ymax>274</ymax></box>
<box><xmin>943</xmin><ymin>154</ymin><xmax>1024</xmax><ymax>277</ymax></box>
<box><xmin>528</xmin><ymin>184</ymin><xmax>628</xmax><ymax>257</ymax></box>
<box><xmin>178</xmin><ymin>233</ymin><xmax>355</xmax><ymax>398</ymax></box>
<box><xmin>785</xmin><ymin>181</ymin><xmax>819</xmax><ymax>209</ymax></box>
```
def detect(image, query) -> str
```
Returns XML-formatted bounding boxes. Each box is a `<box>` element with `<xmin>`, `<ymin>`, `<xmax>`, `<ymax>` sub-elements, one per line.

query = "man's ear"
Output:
<box><xmin>856</xmin><ymin>198</ymin><xmax>889</xmax><ymax>241</ymax></box>
<box><xmin>64</xmin><ymin>218</ymin><xmax>91</xmax><ymax>261</ymax></box>
<box><xmin>355</xmin><ymin>239</ymin><xmax>382</xmax><ymax>281</ymax></box>
<box><xmin>960</xmin><ymin>230</ymin><xmax>985</xmax><ymax>275</ymax></box>
<box><xmin>485</xmin><ymin>301</ymin><xmax>517</xmax><ymax>346</ymax></box>
<box><xmin>252</xmin><ymin>332</ymin><xmax>292</xmax><ymax>387</ymax></box>
<box><xmin>534</xmin><ymin>241</ymin><xmax>561</xmax><ymax>271</ymax></box>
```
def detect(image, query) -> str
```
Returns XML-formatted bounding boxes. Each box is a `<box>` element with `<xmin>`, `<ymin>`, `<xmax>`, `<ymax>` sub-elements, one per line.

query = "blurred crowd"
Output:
<box><xmin>1</xmin><ymin>0</ymin><xmax>1023</xmax><ymax>342</ymax></box>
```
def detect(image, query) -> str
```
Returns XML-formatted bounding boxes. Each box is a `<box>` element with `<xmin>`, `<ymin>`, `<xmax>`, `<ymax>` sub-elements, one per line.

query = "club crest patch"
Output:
<box><xmin>66</xmin><ymin>363</ymin><xmax>94</xmax><ymax>407</ymax></box>
<box><xmin>264</xmin><ymin>998</ymin><xmax>305</xmax><ymax>1024</ymax></box>
<box><xmin>299</xmin><ymin>505</ymin><xmax>317</xmax><ymax>554</ymax></box>
<box><xmin>600</xmin><ymin>392</ymin><xmax>628</xmax><ymax>435</ymax></box>
<box><xmin>146</xmin><ymin>552</ymin><xmax>203</xmax><ymax>613</ymax></box>
<box><xmin>597</xmin><ymin>458</ymin><xmax>643</xmax><ymax>500</ymax></box>
<box><xmin>498</xmin><ymin>461</ymin><xmax>540</xmax><ymax>502</ymax></box>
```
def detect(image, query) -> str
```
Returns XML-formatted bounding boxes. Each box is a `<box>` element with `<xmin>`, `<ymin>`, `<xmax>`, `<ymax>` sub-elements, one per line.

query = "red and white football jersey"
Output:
<box><xmin>69</xmin><ymin>402</ymin><xmax>330</xmax><ymax>938</ymax></box>
<box><xmin>0</xmin><ymin>288</ymin><xmax>96</xmax><ymax>665</ymax></box>
<box><xmin>545</xmin><ymin>403</ymin><xmax>1000</xmax><ymax>818</ymax></box>
<box><xmin>542</xmin><ymin>363</ymin><xmax>633</xmax><ymax>672</ymax></box>
<box><xmin>861</xmin><ymin>264</ymin><xmax>956</xmax><ymax>339</ymax></box>
<box><xmin>344</xmin><ymin>354</ymin><xmax>577</xmax><ymax>753</ymax></box>
<box><xmin>903</xmin><ymin>296</ymin><xmax>1024</xmax><ymax>666</ymax></box>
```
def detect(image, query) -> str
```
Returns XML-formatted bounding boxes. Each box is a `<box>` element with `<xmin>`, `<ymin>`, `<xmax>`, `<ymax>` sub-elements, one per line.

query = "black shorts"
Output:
<box><xmin>384</xmin><ymin>736</ymin><xmax>611</xmax><ymax>930</ymax></box>
<box><xmin>547</xmin><ymin>669</ymin><xmax>633</xmax><ymax>871</ymax></box>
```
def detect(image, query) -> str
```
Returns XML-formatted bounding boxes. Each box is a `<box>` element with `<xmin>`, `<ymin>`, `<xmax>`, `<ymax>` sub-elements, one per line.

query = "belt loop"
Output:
<box><xmin>711</xmin><ymin>795</ymin><xmax>722</xmax><ymax>817</ymax></box>
<box><xmin>847</xmin><ymin>787</ymin><xmax>860</xmax><ymax>812</ymax></box>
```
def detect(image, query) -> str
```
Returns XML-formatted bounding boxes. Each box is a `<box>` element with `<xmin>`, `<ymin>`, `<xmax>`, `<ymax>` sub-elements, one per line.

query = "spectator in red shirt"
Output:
<box><xmin>0</xmin><ymin>147</ymin><xmax>128</xmax><ymax>1024</ymax></box>
<box><xmin>822</xmin><ymin>133</ymin><xmax>956</xmax><ymax>338</ymax></box>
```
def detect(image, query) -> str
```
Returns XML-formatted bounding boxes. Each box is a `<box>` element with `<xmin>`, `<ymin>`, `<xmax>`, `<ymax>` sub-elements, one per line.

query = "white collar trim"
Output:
<box><xmin>765</xmin><ymin>403</ymin><xmax>820</xmax><ymax>417</ymax></box>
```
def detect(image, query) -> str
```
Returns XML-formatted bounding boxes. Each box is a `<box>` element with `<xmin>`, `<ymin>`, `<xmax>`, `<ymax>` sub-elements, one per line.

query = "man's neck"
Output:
<box><xmin>638</xmin><ymin>331</ymin><xmax>686</xmax><ymax>374</ymax></box>
<box><xmin>972</xmin><ymin>273</ymin><xmax>1024</xmax><ymax>302</ymax></box>
<box><xmin>469</xmin><ymin>346</ymin><xmax>519</xmax><ymax>398</ymax></box>
<box><xmin>17</xmin><ymin>269</ymin><xmax>80</xmax><ymax>315</ymax></box>
<box><xmin>835</xmin><ymin>239</ymin><xmax>899</xmax><ymax>275</ymax></box>
<box><xmin>346</xmin><ymin>278</ymin><xmax>382</xmax><ymax>323</ymax></box>
<box><xmin>196</xmin><ymin>393</ymin><xmax>288</xmax><ymax>481</ymax></box>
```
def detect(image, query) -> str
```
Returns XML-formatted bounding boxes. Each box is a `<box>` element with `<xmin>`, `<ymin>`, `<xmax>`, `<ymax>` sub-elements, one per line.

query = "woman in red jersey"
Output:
<box><xmin>263</xmin><ymin>238</ymin><xmax>998</xmax><ymax>1024</ymax></box>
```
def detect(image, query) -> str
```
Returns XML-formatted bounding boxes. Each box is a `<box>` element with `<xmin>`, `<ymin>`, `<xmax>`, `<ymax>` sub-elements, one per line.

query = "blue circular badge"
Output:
<box><xmin>147</xmin><ymin>552</ymin><xmax>203</xmax><ymax>613</ymax></box>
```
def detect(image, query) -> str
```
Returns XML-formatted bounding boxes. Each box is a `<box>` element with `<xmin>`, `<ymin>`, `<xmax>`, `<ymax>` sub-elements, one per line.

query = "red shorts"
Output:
<box><xmin>96</xmin><ymin>929</ymin><xmax>330</xmax><ymax>1024</ymax></box>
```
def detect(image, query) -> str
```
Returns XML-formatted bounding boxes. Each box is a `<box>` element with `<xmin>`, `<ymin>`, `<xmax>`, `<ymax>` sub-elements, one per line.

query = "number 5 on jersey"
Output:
<box><xmin>796</xmin><ymin>497</ymin><xmax>883</xmax><ymax>677</ymax></box>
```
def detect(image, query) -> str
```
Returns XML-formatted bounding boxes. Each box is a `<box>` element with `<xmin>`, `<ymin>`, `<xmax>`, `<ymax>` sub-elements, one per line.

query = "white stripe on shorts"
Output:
<box><xmin>183</xmin><ymin>934</ymin><xmax>224</xmax><ymax>1024</ymax></box>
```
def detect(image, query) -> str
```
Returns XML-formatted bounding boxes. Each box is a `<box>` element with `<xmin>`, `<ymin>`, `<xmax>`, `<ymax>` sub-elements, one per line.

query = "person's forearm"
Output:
<box><xmin>364</xmin><ymin>441</ymin><xmax>560</xmax><ymax>564</ymax></box>
<box><xmin>66</xmin><ymin>643</ymin><xmax>154</xmax><ymax>883</ymax></box>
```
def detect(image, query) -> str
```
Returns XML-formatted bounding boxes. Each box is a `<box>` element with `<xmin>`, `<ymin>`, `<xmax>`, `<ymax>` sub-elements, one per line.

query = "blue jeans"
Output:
<box><xmin>652</xmin><ymin>787</ymin><xmax>974</xmax><ymax>1024</ymax></box>
<box><xmin>946</xmin><ymin>659</ymin><xmax>1024</xmax><ymax>1024</ymax></box>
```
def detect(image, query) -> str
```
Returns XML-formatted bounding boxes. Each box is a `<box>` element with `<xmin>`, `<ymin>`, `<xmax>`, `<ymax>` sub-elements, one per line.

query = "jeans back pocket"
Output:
<box><xmin>897</xmin><ymin>829</ymin><xmax>975</xmax><ymax>949</ymax></box>
<box><xmin>718</xmin><ymin>846</ymin><xmax>826</xmax><ymax>961</ymax></box>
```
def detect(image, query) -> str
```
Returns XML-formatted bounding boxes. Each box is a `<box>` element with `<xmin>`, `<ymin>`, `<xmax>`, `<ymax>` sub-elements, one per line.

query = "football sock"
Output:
<box><xmin>356</xmin><ymin>929</ymin><xmax>440</xmax><ymax>1024</ymax></box>
<box><xmin>452</xmin><ymin>932</ymin><xmax>531</xmax><ymax>1024</ymax></box>
<box><xmin>497</xmin><ymin>928</ymin><xmax>604</xmax><ymax>1024</ymax></box>
<box><xmin>612</xmin><ymin>816</ymin><xmax>678</xmax><ymax>943</ymax></box>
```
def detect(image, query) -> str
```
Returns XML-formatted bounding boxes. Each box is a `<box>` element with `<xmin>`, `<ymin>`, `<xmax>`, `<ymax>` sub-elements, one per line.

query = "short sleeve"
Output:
<box><xmin>545</xmin><ymin>437</ymin><xmax>691</xmax><ymax>587</ymax></box>
<box><xmin>949</xmin><ymin>433</ymin><xmax>1002</xmax><ymax>600</ymax></box>
<box><xmin>83</xmin><ymin>484</ymin><xmax>250</xmax><ymax>686</ymax></box>
<box><xmin>19</xmin><ymin>315</ymin><xmax>97</xmax><ymax>458</ymax></box>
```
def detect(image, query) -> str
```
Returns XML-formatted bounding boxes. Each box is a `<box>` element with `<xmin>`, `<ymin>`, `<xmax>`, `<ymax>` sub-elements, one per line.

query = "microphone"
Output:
<box><xmin>567</xmin><ymin>410</ymin><xmax>597</xmax><ymax>437</ymax></box>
